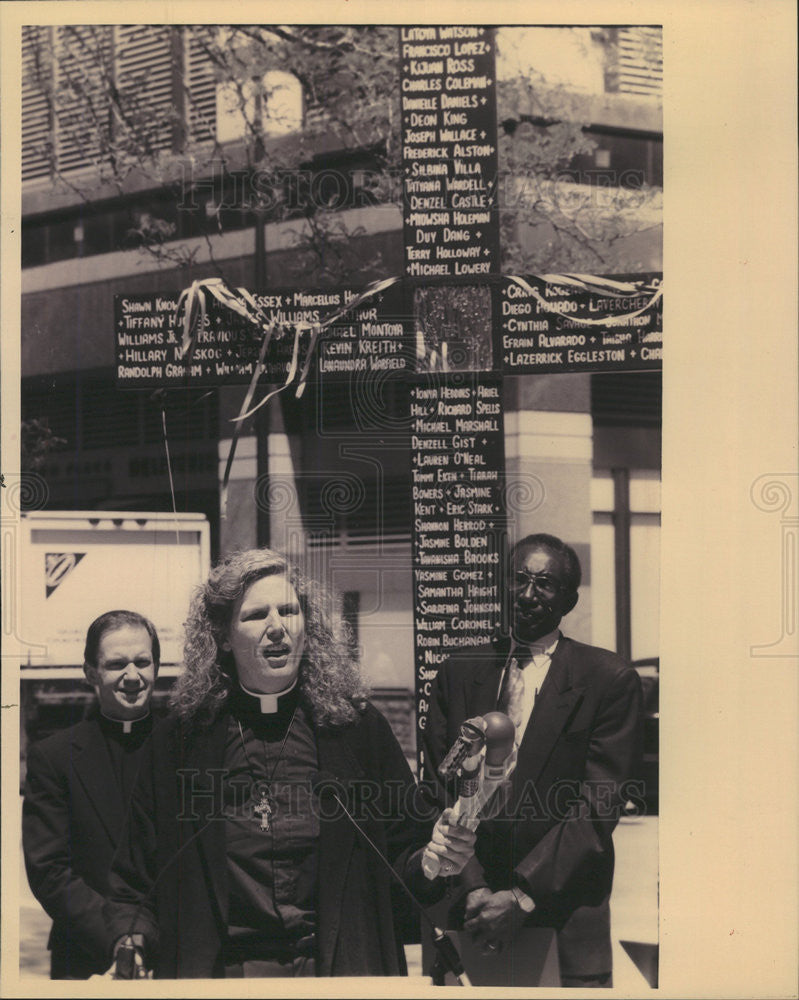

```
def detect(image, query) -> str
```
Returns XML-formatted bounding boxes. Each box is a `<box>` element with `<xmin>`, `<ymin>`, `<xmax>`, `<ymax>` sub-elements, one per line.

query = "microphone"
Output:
<box><xmin>436</xmin><ymin>717</ymin><xmax>485</xmax><ymax>780</ymax></box>
<box><xmin>482</xmin><ymin>710</ymin><xmax>517</xmax><ymax>779</ymax></box>
<box><xmin>114</xmin><ymin>941</ymin><xmax>138</xmax><ymax>980</ymax></box>
<box><xmin>422</xmin><ymin>711</ymin><xmax>516</xmax><ymax>880</ymax></box>
<box><xmin>311</xmin><ymin>770</ymin><xmax>472</xmax><ymax>987</ymax></box>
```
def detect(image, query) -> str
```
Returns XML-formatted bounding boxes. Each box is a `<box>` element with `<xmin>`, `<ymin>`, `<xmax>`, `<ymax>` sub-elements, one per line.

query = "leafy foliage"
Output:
<box><xmin>21</xmin><ymin>418</ymin><xmax>67</xmax><ymax>473</ymax></box>
<box><xmin>23</xmin><ymin>25</ymin><xmax>660</xmax><ymax>280</ymax></box>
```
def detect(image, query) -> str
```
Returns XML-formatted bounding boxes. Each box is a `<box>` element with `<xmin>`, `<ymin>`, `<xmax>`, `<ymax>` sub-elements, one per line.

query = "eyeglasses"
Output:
<box><xmin>511</xmin><ymin>571</ymin><xmax>565</xmax><ymax>599</ymax></box>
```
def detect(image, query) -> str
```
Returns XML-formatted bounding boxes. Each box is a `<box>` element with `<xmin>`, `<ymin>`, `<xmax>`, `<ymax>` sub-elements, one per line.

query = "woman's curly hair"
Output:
<box><xmin>169</xmin><ymin>548</ymin><xmax>367</xmax><ymax>727</ymax></box>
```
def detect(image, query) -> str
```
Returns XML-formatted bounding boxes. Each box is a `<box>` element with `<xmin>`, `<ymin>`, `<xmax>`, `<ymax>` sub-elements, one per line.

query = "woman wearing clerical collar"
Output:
<box><xmin>106</xmin><ymin>548</ymin><xmax>473</xmax><ymax>979</ymax></box>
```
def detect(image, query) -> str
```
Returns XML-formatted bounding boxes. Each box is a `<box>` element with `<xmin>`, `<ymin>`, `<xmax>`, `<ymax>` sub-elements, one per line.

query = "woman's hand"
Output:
<box><xmin>422</xmin><ymin>807</ymin><xmax>477</xmax><ymax>878</ymax></box>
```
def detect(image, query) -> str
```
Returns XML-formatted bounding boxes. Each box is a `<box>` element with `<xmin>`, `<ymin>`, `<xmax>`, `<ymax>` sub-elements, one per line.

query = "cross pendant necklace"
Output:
<box><xmin>237</xmin><ymin>705</ymin><xmax>297</xmax><ymax>834</ymax></box>
<box><xmin>253</xmin><ymin>788</ymin><xmax>274</xmax><ymax>831</ymax></box>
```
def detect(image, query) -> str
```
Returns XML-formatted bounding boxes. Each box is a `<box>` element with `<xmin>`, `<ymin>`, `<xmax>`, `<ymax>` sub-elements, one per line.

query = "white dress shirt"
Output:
<box><xmin>498</xmin><ymin>628</ymin><xmax>561</xmax><ymax>745</ymax></box>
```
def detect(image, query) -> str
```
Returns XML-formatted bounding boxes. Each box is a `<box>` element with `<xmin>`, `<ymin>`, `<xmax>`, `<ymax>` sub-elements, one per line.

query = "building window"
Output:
<box><xmin>591</xmin><ymin>370</ymin><xmax>661</xmax><ymax>661</ymax></box>
<box><xmin>22</xmin><ymin>371</ymin><xmax>218</xmax><ymax>454</ymax></box>
<box><xmin>22</xmin><ymin>25</ymin><xmax>213</xmax><ymax>184</ymax></box>
<box><xmin>591</xmin><ymin>470</ymin><xmax>660</xmax><ymax>661</ymax></box>
<box><xmin>216</xmin><ymin>69</ymin><xmax>303</xmax><ymax>143</ymax></box>
<box><xmin>21</xmin><ymin>25</ymin><xmax>308</xmax><ymax>186</ymax></box>
<box><xmin>605</xmin><ymin>26</ymin><xmax>663</xmax><ymax>98</ymax></box>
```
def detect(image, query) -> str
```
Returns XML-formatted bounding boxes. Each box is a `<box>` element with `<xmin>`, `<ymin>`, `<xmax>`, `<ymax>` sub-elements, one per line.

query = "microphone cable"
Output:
<box><xmin>313</xmin><ymin>771</ymin><xmax>472</xmax><ymax>987</ymax></box>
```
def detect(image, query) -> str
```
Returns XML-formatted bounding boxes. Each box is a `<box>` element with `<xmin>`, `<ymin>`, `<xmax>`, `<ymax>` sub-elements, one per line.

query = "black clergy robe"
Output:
<box><xmin>106</xmin><ymin>693</ymin><xmax>441</xmax><ymax>978</ymax></box>
<box><xmin>23</xmin><ymin>712</ymin><xmax>153</xmax><ymax>978</ymax></box>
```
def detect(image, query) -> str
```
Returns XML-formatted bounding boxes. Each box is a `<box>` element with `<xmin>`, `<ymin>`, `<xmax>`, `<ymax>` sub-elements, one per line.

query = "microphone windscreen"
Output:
<box><xmin>482</xmin><ymin>711</ymin><xmax>515</xmax><ymax>765</ymax></box>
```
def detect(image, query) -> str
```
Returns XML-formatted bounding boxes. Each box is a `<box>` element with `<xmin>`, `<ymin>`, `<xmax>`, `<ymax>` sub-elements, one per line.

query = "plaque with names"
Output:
<box><xmin>409</xmin><ymin>373</ymin><xmax>507</xmax><ymax>744</ymax></box>
<box><xmin>114</xmin><ymin>284</ymin><xmax>411</xmax><ymax>387</ymax></box>
<box><xmin>493</xmin><ymin>273</ymin><xmax>662</xmax><ymax>374</ymax></box>
<box><xmin>400</xmin><ymin>26</ymin><xmax>500</xmax><ymax>280</ymax></box>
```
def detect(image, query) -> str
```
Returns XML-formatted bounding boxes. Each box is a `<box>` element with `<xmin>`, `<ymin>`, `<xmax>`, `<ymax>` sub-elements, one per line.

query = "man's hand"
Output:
<box><xmin>463</xmin><ymin>886</ymin><xmax>492</xmax><ymax>918</ymax></box>
<box><xmin>422</xmin><ymin>807</ymin><xmax>477</xmax><ymax>878</ymax></box>
<box><xmin>463</xmin><ymin>888</ymin><xmax>527</xmax><ymax>954</ymax></box>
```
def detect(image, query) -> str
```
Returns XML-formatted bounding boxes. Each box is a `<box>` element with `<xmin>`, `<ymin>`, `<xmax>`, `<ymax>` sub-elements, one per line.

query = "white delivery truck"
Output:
<box><xmin>16</xmin><ymin>511</ymin><xmax>210</xmax><ymax>756</ymax></box>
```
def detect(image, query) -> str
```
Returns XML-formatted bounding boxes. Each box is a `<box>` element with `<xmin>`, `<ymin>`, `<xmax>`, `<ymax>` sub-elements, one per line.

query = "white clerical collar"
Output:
<box><xmin>100</xmin><ymin>709</ymin><xmax>150</xmax><ymax>734</ymax></box>
<box><xmin>511</xmin><ymin>628</ymin><xmax>561</xmax><ymax>661</ymax></box>
<box><xmin>238</xmin><ymin>676</ymin><xmax>298</xmax><ymax>715</ymax></box>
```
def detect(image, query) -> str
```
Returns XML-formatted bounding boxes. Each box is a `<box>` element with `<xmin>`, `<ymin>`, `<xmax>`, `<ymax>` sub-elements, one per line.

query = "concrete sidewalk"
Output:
<box><xmin>610</xmin><ymin>815</ymin><xmax>659</xmax><ymax>987</ymax></box>
<box><xmin>18</xmin><ymin>833</ymin><xmax>52</xmax><ymax>979</ymax></box>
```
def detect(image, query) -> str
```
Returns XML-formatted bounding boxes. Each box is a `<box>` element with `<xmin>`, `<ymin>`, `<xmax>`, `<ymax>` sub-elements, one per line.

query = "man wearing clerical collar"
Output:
<box><xmin>23</xmin><ymin>610</ymin><xmax>160</xmax><ymax>978</ymax></box>
<box><xmin>106</xmin><ymin>548</ymin><xmax>474</xmax><ymax>979</ymax></box>
<box><xmin>422</xmin><ymin>533</ymin><xmax>644</xmax><ymax>988</ymax></box>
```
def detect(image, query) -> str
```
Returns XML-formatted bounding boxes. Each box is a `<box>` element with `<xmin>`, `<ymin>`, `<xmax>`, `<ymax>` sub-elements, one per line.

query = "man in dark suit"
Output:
<box><xmin>23</xmin><ymin>610</ymin><xmax>159</xmax><ymax>978</ymax></box>
<box><xmin>422</xmin><ymin>533</ymin><xmax>644</xmax><ymax>987</ymax></box>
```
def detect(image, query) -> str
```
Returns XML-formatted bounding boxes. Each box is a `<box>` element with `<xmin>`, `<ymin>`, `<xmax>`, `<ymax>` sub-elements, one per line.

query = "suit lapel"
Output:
<box><xmin>511</xmin><ymin>639</ymin><xmax>585</xmax><ymax>793</ymax></box>
<box><xmin>72</xmin><ymin>720</ymin><xmax>125</xmax><ymax>844</ymax></box>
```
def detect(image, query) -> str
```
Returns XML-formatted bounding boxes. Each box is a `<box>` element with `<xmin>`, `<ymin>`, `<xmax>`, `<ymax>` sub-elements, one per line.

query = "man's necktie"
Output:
<box><xmin>498</xmin><ymin>656</ymin><xmax>526</xmax><ymax>728</ymax></box>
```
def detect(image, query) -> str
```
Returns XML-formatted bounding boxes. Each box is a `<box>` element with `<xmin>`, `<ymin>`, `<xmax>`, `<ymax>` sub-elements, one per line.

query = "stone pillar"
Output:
<box><xmin>503</xmin><ymin>374</ymin><xmax>594</xmax><ymax>643</ymax></box>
